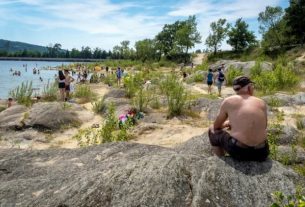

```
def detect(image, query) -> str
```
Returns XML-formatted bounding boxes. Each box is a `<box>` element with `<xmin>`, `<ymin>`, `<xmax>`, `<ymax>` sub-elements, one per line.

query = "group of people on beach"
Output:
<box><xmin>57</xmin><ymin>70</ymin><xmax>75</xmax><ymax>101</ymax></box>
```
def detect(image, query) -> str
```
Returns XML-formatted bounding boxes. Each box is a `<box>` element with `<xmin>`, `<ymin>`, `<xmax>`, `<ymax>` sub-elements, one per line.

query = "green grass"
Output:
<box><xmin>9</xmin><ymin>81</ymin><xmax>33</xmax><ymax>106</ymax></box>
<box><xmin>73</xmin><ymin>84</ymin><xmax>96</xmax><ymax>103</ymax></box>
<box><xmin>226</xmin><ymin>66</ymin><xmax>244</xmax><ymax>86</ymax></box>
<box><xmin>42</xmin><ymin>80</ymin><xmax>58</xmax><ymax>101</ymax></box>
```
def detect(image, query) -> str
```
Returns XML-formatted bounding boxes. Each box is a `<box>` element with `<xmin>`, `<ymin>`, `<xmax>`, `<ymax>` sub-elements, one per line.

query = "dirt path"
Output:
<box><xmin>192</xmin><ymin>53</ymin><xmax>207</xmax><ymax>65</ymax></box>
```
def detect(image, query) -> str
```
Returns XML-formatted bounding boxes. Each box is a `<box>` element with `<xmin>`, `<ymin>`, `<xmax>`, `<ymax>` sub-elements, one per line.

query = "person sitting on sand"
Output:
<box><xmin>64</xmin><ymin>70</ymin><xmax>75</xmax><ymax>101</ymax></box>
<box><xmin>208</xmin><ymin>76</ymin><xmax>269</xmax><ymax>161</ymax></box>
<box><xmin>57</xmin><ymin>70</ymin><xmax>66</xmax><ymax>101</ymax></box>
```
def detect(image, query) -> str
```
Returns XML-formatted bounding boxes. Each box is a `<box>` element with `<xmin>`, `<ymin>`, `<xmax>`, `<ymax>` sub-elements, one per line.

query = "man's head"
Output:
<box><xmin>233</xmin><ymin>76</ymin><xmax>255</xmax><ymax>94</ymax></box>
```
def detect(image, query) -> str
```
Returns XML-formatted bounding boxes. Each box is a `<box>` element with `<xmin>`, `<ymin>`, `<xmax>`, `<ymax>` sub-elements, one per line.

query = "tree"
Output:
<box><xmin>135</xmin><ymin>39</ymin><xmax>157</xmax><ymax>62</ymax></box>
<box><xmin>285</xmin><ymin>0</ymin><xmax>305</xmax><ymax>45</ymax></box>
<box><xmin>258</xmin><ymin>6</ymin><xmax>287</xmax><ymax>50</ymax></box>
<box><xmin>175</xmin><ymin>16</ymin><xmax>202</xmax><ymax>57</ymax></box>
<box><xmin>205</xmin><ymin>18</ymin><xmax>230</xmax><ymax>55</ymax></box>
<box><xmin>227</xmin><ymin>18</ymin><xmax>257</xmax><ymax>52</ymax></box>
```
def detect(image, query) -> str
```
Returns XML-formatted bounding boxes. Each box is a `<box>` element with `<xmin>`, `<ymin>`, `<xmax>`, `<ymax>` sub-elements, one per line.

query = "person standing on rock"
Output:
<box><xmin>57</xmin><ymin>70</ymin><xmax>66</xmax><ymax>101</ymax></box>
<box><xmin>208</xmin><ymin>76</ymin><xmax>269</xmax><ymax>161</ymax></box>
<box><xmin>215</xmin><ymin>67</ymin><xmax>226</xmax><ymax>97</ymax></box>
<box><xmin>64</xmin><ymin>70</ymin><xmax>75</xmax><ymax>101</ymax></box>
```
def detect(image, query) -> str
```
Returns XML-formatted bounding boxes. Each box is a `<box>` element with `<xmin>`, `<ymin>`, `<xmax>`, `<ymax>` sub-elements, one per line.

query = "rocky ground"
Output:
<box><xmin>0</xmin><ymin>55</ymin><xmax>304</xmax><ymax>206</ymax></box>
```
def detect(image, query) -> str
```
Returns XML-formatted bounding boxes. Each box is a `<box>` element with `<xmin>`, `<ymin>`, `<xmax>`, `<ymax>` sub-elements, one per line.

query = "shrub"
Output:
<box><xmin>133</xmin><ymin>87</ymin><xmax>151</xmax><ymax>112</ymax></box>
<box><xmin>73</xmin><ymin>84</ymin><xmax>95</xmax><ymax>103</ymax></box>
<box><xmin>250</xmin><ymin>61</ymin><xmax>263</xmax><ymax>77</ymax></box>
<box><xmin>92</xmin><ymin>97</ymin><xmax>106</xmax><ymax>114</ymax></box>
<box><xmin>103</xmin><ymin>73</ymin><xmax>116</xmax><ymax>86</ymax></box>
<box><xmin>90</xmin><ymin>73</ymin><xmax>100</xmax><ymax>83</ymax></box>
<box><xmin>124</xmin><ymin>72</ymin><xmax>144</xmax><ymax>98</ymax></box>
<box><xmin>101</xmin><ymin>103</ymin><xmax>118</xmax><ymax>143</ymax></box>
<box><xmin>252</xmin><ymin>64</ymin><xmax>299</xmax><ymax>94</ymax></box>
<box><xmin>194</xmin><ymin>61</ymin><xmax>208</xmax><ymax>71</ymax></box>
<box><xmin>226</xmin><ymin>67</ymin><xmax>244</xmax><ymax>86</ymax></box>
<box><xmin>160</xmin><ymin>74</ymin><xmax>187</xmax><ymax>117</ymax></box>
<box><xmin>9</xmin><ymin>81</ymin><xmax>33</xmax><ymax>106</ymax></box>
<box><xmin>73</xmin><ymin>128</ymin><xmax>102</xmax><ymax>147</ymax></box>
<box><xmin>42</xmin><ymin>80</ymin><xmax>57</xmax><ymax>101</ymax></box>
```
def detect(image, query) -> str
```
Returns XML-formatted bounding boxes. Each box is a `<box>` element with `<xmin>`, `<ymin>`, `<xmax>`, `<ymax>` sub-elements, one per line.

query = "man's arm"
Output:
<box><xmin>213</xmin><ymin>100</ymin><xmax>228</xmax><ymax>130</ymax></box>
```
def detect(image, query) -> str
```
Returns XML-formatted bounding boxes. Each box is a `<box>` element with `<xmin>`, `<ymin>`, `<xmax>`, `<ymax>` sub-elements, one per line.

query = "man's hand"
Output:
<box><xmin>222</xmin><ymin>120</ymin><xmax>231</xmax><ymax>129</ymax></box>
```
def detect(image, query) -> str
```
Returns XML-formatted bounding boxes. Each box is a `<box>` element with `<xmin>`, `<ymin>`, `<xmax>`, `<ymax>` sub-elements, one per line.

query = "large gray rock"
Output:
<box><xmin>0</xmin><ymin>105</ymin><xmax>28</xmax><ymax>130</ymax></box>
<box><xmin>268</xmin><ymin>124</ymin><xmax>300</xmax><ymax>145</ymax></box>
<box><xmin>263</xmin><ymin>92</ymin><xmax>305</xmax><ymax>107</ymax></box>
<box><xmin>209</xmin><ymin>60</ymin><xmax>272</xmax><ymax>75</ymax></box>
<box><xmin>0</xmin><ymin>134</ymin><xmax>302</xmax><ymax>207</ymax></box>
<box><xmin>189</xmin><ymin>98</ymin><xmax>222</xmax><ymax>120</ymax></box>
<box><xmin>24</xmin><ymin>102</ymin><xmax>81</xmax><ymax>131</ymax></box>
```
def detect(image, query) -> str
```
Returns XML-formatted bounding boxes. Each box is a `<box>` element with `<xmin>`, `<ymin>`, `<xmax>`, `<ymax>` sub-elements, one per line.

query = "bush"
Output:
<box><xmin>73</xmin><ymin>84</ymin><xmax>95</xmax><ymax>103</ymax></box>
<box><xmin>133</xmin><ymin>87</ymin><xmax>151</xmax><ymax>112</ymax></box>
<box><xmin>160</xmin><ymin>74</ymin><xmax>187</xmax><ymax>117</ymax></box>
<box><xmin>103</xmin><ymin>73</ymin><xmax>116</xmax><ymax>86</ymax></box>
<box><xmin>194</xmin><ymin>61</ymin><xmax>208</xmax><ymax>71</ymax></box>
<box><xmin>250</xmin><ymin>61</ymin><xmax>263</xmax><ymax>77</ymax></box>
<box><xmin>270</xmin><ymin>188</ymin><xmax>305</xmax><ymax>207</ymax></box>
<box><xmin>9</xmin><ymin>81</ymin><xmax>33</xmax><ymax>106</ymax></box>
<box><xmin>92</xmin><ymin>97</ymin><xmax>106</xmax><ymax>114</ymax></box>
<box><xmin>42</xmin><ymin>80</ymin><xmax>57</xmax><ymax>101</ymax></box>
<box><xmin>253</xmin><ymin>64</ymin><xmax>299</xmax><ymax>94</ymax></box>
<box><xmin>90</xmin><ymin>73</ymin><xmax>100</xmax><ymax>83</ymax></box>
<box><xmin>101</xmin><ymin>103</ymin><xmax>118</xmax><ymax>143</ymax></box>
<box><xmin>124</xmin><ymin>72</ymin><xmax>144</xmax><ymax>98</ymax></box>
<box><xmin>226</xmin><ymin>67</ymin><xmax>244</xmax><ymax>86</ymax></box>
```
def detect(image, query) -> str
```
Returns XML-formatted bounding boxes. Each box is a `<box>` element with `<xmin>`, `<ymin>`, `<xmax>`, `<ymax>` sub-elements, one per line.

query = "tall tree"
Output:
<box><xmin>285</xmin><ymin>0</ymin><xmax>305</xmax><ymax>45</ymax></box>
<box><xmin>258</xmin><ymin>6</ymin><xmax>287</xmax><ymax>50</ymax></box>
<box><xmin>175</xmin><ymin>16</ymin><xmax>202</xmax><ymax>56</ymax></box>
<box><xmin>227</xmin><ymin>18</ymin><xmax>257</xmax><ymax>52</ymax></box>
<box><xmin>205</xmin><ymin>19</ymin><xmax>230</xmax><ymax>55</ymax></box>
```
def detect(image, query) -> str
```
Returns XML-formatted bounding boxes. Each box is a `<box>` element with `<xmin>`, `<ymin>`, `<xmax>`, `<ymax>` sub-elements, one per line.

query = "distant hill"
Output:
<box><xmin>0</xmin><ymin>39</ymin><xmax>48</xmax><ymax>53</ymax></box>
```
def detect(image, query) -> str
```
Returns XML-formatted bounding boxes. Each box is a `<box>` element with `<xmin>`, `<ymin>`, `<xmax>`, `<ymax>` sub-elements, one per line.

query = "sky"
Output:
<box><xmin>0</xmin><ymin>0</ymin><xmax>289</xmax><ymax>51</ymax></box>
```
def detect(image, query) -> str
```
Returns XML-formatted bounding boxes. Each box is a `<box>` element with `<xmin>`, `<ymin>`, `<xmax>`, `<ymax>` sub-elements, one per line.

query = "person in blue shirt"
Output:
<box><xmin>206</xmin><ymin>69</ymin><xmax>214</xmax><ymax>94</ymax></box>
<box><xmin>116</xmin><ymin>67</ymin><xmax>122</xmax><ymax>87</ymax></box>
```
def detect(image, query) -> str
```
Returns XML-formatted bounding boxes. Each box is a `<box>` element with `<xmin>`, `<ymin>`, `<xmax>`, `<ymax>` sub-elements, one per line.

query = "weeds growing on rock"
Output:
<box><xmin>270</xmin><ymin>187</ymin><xmax>305</xmax><ymax>207</ymax></box>
<box><xmin>42</xmin><ymin>80</ymin><xmax>57</xmax><ymax>101</ymax></box>
<box><xmin>92</xmin><ymin>97</ymin><xmax>106</xmax><ymax>114</ymax></box>
<box><xmin>9</xmin><ymin>81</ymin><xmax>33</xmax><ymax>106</ymax></box>
<box><xmin>100</xmin><ymin>103</ymin><xmax>118</xmax><ymax>143</ymax></box>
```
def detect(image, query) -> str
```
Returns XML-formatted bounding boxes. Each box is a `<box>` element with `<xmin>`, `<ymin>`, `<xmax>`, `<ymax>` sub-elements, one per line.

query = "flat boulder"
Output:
<box><xmin>0</xmin><ymin>105</ymin><xmax>28</xmax><ymax>130</ymax></box>
<box><xmin>0</xmin><ymin>134</ymin><xmax>302</xmax><ymax>206</ymax></box>
<box><xmin>24</xmin><ymin>102</ymin><xmax>81</xmax><ymax>131</ymax></box>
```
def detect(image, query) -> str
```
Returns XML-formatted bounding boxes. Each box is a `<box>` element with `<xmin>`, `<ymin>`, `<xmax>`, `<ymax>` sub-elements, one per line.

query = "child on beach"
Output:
<box><xmin>64</xmin><ymin>70</ymin><xmax>75</xmax><ymax>101</ymax></box>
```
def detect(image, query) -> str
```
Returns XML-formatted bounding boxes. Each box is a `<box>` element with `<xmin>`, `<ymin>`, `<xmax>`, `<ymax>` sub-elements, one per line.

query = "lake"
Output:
<box><xmin>0</xmin><ymin>60</ymin><xmax>79</xmax><ymax>99</ymax></box>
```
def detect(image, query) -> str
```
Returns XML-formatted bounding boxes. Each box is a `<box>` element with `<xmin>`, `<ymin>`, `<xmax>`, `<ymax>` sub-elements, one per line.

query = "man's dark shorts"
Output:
<box><xmin>208</xmin><ymin>128</ymin><xmax>269</xmax><ymax>161</ymax></box>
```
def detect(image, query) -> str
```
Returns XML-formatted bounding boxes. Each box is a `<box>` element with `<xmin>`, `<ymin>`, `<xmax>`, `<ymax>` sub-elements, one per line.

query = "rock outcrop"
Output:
<box><xmin>0</xmin><ymin>105</ymin><xmax>28</xmax><ymax>130</ymax></box>
<box><xmin>0</xmin><ymin>133</ymin><xmax>302</xmax><ymax>207</ymax></box>
<box><xmin>24</xmin><ymin>102</ymin><xmax>82</xmax><ymax>130</ymax></box>
<box><xmin>209</xmin><ymin>60</ymin><xmax>272</xmax><ymax>75</ymax></box>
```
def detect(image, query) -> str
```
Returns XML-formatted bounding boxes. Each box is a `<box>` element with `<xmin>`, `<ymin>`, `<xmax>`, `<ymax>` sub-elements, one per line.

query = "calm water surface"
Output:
<box><xmin>0</xmin><ymin>60</ymin><xmax>77</xmax><ymax>99</ymax></box>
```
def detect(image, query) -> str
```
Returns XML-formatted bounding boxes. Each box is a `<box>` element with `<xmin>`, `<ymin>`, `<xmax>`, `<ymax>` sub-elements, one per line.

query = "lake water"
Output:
<box><xmin>0</xmin><ymin>60</ymin><xmax>77</xmax><ymax>99</ymax></box>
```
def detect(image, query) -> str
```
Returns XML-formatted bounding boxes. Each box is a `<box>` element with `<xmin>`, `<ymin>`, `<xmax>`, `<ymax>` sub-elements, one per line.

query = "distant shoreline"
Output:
<box><xmin>0</xmin><ymin>57</ymin><xmax>106</xmax><ymax>62</ymax></box>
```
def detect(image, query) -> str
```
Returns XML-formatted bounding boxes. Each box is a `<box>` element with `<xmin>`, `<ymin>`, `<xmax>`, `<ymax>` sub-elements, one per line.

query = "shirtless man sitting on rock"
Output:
<box><xmin>208</xmin><ymin>76</ymin><xmax>269</xmax><ymax>161</ymax></box>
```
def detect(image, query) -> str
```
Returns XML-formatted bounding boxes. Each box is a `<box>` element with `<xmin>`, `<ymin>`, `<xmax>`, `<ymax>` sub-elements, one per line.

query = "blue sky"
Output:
<box><xmin>0</xmin><ymin>0</ymin><xmax>289</xmax><ymax>51</ymax></box>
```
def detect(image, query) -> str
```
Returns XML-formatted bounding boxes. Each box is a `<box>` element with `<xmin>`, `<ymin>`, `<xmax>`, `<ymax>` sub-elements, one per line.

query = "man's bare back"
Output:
<box><xmin>208</xmin><ymin>76</ymin><xmax>269</xmax><ymax>161</ymax></box>
<box><xmin>222</xmin><ymin>94</ymin><xmax>267</xmax><ymax>146</ymax></box>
